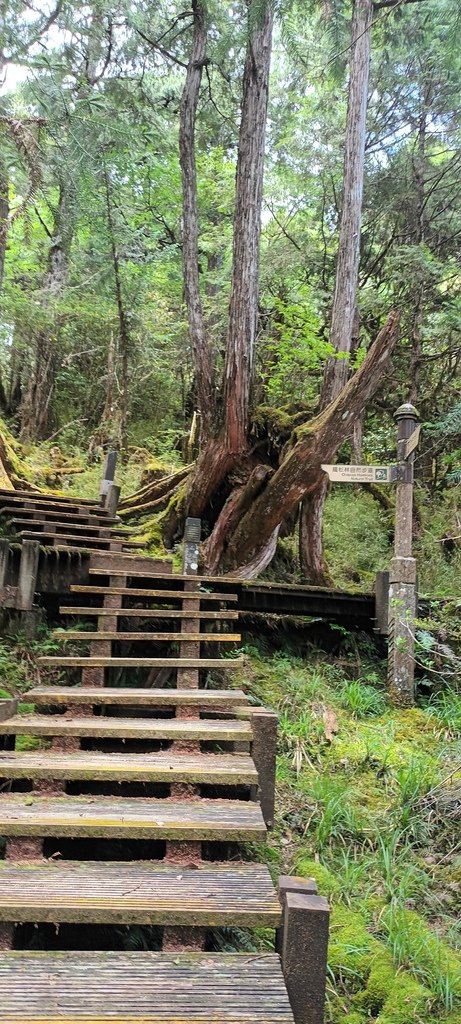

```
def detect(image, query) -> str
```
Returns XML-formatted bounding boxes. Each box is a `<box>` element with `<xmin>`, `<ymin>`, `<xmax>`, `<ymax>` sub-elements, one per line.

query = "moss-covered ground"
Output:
<box><xmin>228</xmin><ymin>642</ymin><xmax>461</xmax><ymax>1023</ymax></box>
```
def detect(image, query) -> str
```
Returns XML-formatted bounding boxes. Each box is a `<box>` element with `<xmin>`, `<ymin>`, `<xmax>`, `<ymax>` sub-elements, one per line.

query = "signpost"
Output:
<box><xmin>321</xmin><ymin>403</ymin><xmax>420</xmax><ymax>707</ymax></box>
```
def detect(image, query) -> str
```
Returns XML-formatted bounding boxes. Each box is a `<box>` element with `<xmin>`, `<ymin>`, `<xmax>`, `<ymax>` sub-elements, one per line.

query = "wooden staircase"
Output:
<box><xmin>0</xmin><ymin>486</ymin><xmax>139</xmax><ymax>553</ymax></box>
<box><xmin>0</xmin><ymin>530</ymin><xmax>330</xmax><ymax>1023</ymax></box>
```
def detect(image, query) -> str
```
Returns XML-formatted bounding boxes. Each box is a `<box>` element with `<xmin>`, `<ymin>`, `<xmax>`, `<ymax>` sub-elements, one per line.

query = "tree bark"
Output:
<box><xmin>222</xmin><ymin>312</ymin><xmax>399</xmax><ymax>574</ymax></box>
<box><xmin>184</xmin><ymin>0</ymin><xmax>274</xmax><ymax>523</ymax></box>
<box><xmin>300</xmin><ymin>0</ymin><xmax>373</xmax><ymax>582</ymax></box>
<box><xmin>0</xmin><ymin>156</ymin><xmax>8</xmax><ymax>293</ymax></box>
<box><xmin>179</xmin><ymin>0</ymin><xmax>216</xmax><ymax>441</ymax></box>
<box><xmin>20</xmin><ymin>175</ymin><xmax>76</xmax><ymax>440</ymax></box>
<box><xmin>223</xmin><ymin>0</ymin><xmax>274</xmax><ymax>453</ymax></box>
<box><xmin>104</xmin><ymin>168</ymin><xmax>130</xmax><ymax>454</ymax></box>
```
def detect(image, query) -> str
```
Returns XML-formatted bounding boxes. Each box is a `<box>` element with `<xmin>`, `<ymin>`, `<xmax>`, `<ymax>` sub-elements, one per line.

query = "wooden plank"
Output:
<box><xmin>0</xmin><ymin>862</ymin><xmax>280</xmax><ymax>927</ymax></box>
<box><xmin>89</xmin><ymin>568</ymin><xmax>240</xmax><ymax>584</ymax></box>
<box><xmin>0</xmin><ymin>795</ymin><xmax>267</xmax><ymax>840</ymax></box>
<box><xmin>0</xmin><ymin>488</ymin><xmax>102</xmax><ymax>506</ymax></box>
<box><xmin>70</xmin><ymin>585</ymin><xmax>238</xmax><ymax>601</ymax></box>
<box><xmin>51</xmin><ymin>630</ymin><xmax>241</xmax><ymax>642</ymax></box>
<box><xmin>0</xmin><ymin>750</ymin><xmax>257</xmax><ymax>785</ymax></box>
<box><xmin>0</xmin><ymin>952</ymin><xmax>292</xmax><ymax>1022</ymax></box>
<box><xmin>26</xmin><ymin>686</ymin><xmax>248</xmax><ymax>706</ymax></box>
<box><xmin>10</xmin><ymin>519</ymin><xmax>132</xmax><ymax>536</ymax></box>
<box><xmin>1</xmin><ymin>714</ymin><xmax>252</xmax><ymax>741</ymax></box>
<box><xmin>0</xmin><ymin>507</ymin><xmax>120</xmax><ymax>524</ymax></box>
<box><xmin>59</xmin><ymin>607</ymin><xmax>240</xmax><ymax>619</ymax></box>
<box><xmin>19</xmin><ymin>532</ymin><xmax>123</xmax><ymax>547</ymax></box>
<box><xmin>37</xmin><ymin>656</ymin><xmax>244</xmax><ymax>668</ymax></box>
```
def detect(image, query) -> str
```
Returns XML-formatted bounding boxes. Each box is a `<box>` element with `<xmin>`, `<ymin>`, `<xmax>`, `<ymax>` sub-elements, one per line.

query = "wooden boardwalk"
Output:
<box><xmin>0</xmin><ymin>495</ymin><xmax>330</xmax><ymax>1023</ymax></box>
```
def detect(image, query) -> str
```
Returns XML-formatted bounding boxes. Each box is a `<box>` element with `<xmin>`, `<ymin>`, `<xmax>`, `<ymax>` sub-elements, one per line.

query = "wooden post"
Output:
<box><xmin>99</xmin><ymin>450</ymin><xmax>117</xmax><ymax>506</ymax></box>
<box><xmin>388</xmin><ymin>403</ymin><xmax>420</xmax><ymax>707</ymax></box>
<box><xmin>106</xmin><ymin>483</ymin><xmax>120</xmax><ymax>518</ymax></box>
<box><xmin>276</xmin><ymin>875</ymin><xmax>317</xmax><ymax>954</ymax></box>
<box><xmin>250</xmin><ymin>708</ymin><xmax>277</xmax><ymax>828</ymax></box>
<box><xmin>17</xmin><ymin>539</ymin><xmax>40</xmax><ymax>610</ymax></box>
<box><xmin>281</xmin><ymin>892</ymin><xmax>330</xmax><ymax>1024</ymax></box>
<box><xmin>0</xmin><ymin>539</ymin><xmax>9</xmax><ymax>593</ymax></box>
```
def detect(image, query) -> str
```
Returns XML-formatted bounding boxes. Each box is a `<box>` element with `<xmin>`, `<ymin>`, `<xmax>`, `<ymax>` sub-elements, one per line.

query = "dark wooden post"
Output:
<box><xmin>106</xmin><ymin>483</ymin><xmax>120</xmax><ymax>518</ymax></box>
<box><xmin>388</xmin><ymin>403</ymin><xmax>420</xmax><ymax>707</ymax></box>
<box><xmin>17</xmin><ymin>539</ymin><xmax>40</xmax><ymax>610</ymax></box>
<box><xmin>99</xmin><ymin>450</ymin><xmax>117</xmax><ymax>506</ymax></box>
<box><xmin>282</xmin><ymin>891</ymin><xmax>330</xmax><ymax>1024</ymax></box>
<box><xmin>276</xmin><ymin>875</ymin><xmax>317</xmax><ymax>953</ymax></box>
<box><xmin>250</xmin><ymin>708</ymin><xmax>277</xmax><ymax>828</ymax></box>
<box><xmin>0</xmin><ymin>539</ymin><xmax>9</xmax><ymax>595</ymax></box>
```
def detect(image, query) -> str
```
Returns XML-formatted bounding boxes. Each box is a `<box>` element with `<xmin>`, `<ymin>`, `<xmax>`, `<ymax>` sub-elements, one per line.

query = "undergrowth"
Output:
<box><xmin>235</xmin><ymin>640</ymin><xmax>461</xmax><ymax>1023</ymax></box>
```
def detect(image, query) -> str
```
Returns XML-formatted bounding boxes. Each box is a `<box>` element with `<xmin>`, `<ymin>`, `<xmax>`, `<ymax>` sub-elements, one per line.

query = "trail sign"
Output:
<box><xmin>403</xmin><ymin>425</ymin><xmax>421</xmax><ymax>460</ymax></box>
<box><xmin>321</xmin><ymin>464</ymin><xmax>393</xmax><ymax>483</ymax></box>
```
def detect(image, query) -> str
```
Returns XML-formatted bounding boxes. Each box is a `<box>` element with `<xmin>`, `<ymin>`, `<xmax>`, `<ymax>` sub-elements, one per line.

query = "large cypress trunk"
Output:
<box><xmin>185</xmin><ymin>0</ymin><xmax>274</xmax><ymax>518</ymax></box>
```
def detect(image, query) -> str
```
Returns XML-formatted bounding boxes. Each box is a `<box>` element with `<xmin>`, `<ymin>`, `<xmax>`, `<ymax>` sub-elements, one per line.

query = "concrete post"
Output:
<box><xmin>106</xmin><ymin>483</ymin><xmax>120</xmax><ymax>518</ymax></box>
<box><xmin>281</xmin><ymin>891</ymin><xmax>330</xmax><ymax>1024</ymax></box>
<box><xmin>182</xmin><ymin>517</ymin><xmax>201</xmax><ymax>576</ymax></box>
<box><xmin>99</xmin><ymin>451</ymin><xmax>117</xmax><ymax>505</ymax></box>
<box><xmin>17</xmin><ymin>539</ymin><xmax>40</xmax><ymax>610</ymax></box>
<box><xmin>388</xmin><ymin>403</ymin><xmax>420</xmax><ymax>707</ymax></box>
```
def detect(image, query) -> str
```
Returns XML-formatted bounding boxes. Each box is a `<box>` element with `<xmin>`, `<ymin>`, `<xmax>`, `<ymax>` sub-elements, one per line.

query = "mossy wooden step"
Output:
<box><xmin>11</xmin><ymin>518</ymin><xmax>132</xmax><ymax>536</ymax></box>
<box><xmin>0</xmin><ymin>750</ymin><xmax>257</xmax><ymax>785</ymax></box>
<box><xmin>1</xmin><ymin>714</ymin><xmax>252</xmax><ymax>742</ymax></box>
<box><xmin>60</xmin><ymin>606</ymin><xmax>240</xmax><ymax>619</ymax></box>
<box><xmin>0</xmin><ymin>488</ymin><xmax>102</xmax><ymax>506</ymax></box>
<box><xmin>71</xmin><ymin>585</ymin><xmax>238</xmax><ymax>601</ymax></box>
<box><xmin>38</xmin><ymin>656</ymin><xmax>244</xmax><ymax>668</ymax></box>
<box><xmin>0</xmin><ymin>861</ymin><xmax>279</xmax><ymax>927</ymax></box>
<box><xmin>0</xmin><ymin>795</ymin><xmax>266</xmax><ymax>840</ymax></box>
<box><xmin>0</xmin><ymin>951</ymin><xmax>293</xmax><ymax>1022</ymax></box>
<box><xmin>51</xmin><ymin>630</ymin><xmax>241</xmax><ymax>642</ymax></box>
<box><xmin>0</xmin><ymin>506</ymin><xmax>119</xmax><ymax>524</ymax></box>
<box><xmin>27</xmin><ymin>685</ymin><xmax>248</xmax><ymax>707</ymax></box>
<box><xmin>88</xmin><ymin>568</ymin><xmax>240</xmax><ymax>584</ymax></box>
<box><xmin>19</xmin><ymin>531</ymin><xmax>136</xmax><ymax>549</ymax></box>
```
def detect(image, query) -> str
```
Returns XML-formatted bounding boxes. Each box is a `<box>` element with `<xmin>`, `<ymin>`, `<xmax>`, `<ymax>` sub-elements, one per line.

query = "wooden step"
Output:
<box><xmin>0</xmin><ymin>488</ymin><xmax>102</xmax><ymax>506</ymax></box>
<box><xmin>71</xmin><ymin>585</ymin><xmax>238</xmax><ymax>601</ymax></box>
<box><xmin>0</xmin><ymin>750</ymin><xmax>257</xmax><ymax>785</ymax></box>
<box><xmin>19</xmin><ymin>531</ymin><xmax>136</xmax><ymax>548</ymax></box>
<box><xmin>51</xmin><ymin>630</ymin><xmax>241</xmax><ymax>642</ymax></box>
<box><xmin>89</xmin><ymin>568</ymin><xmax>240</xmax><ymax>584</ymax></box>
<box><xmin>27</xmin><ymin>685</ymin><xmax>248</xmax><ymax>707</ymax></box>
<box><xmin>0</xmin><ymin>861</ymin><xmax>280</xmax><ymax>927</ymax></box>
<box><xmin>60</xmin><ymin>606</ymin><xmax>240</xmax><ymax>619</ymax></box>
<box><xmin>0</xmin><ymin>952</ymin><xmax>293</xmax><ymax>1022</ymax></box>
<box><xmin>1</xmin><ymin>714</ymin><xmax>252</xmax><ymax>742</ymax></box>
<box><xmin>0</xmin><ymin>505</ymin><xmax>119</xmax><ymax>522</ymax></box>
<box><xmin>1</xmin><ymin>497</ymin><xmax>109</xmax><ymax>515</ymax></box>
<box><xmin>38</xmin><ymin>656</ymin><xmax>244</xmax><ymax>668</ymax></box>
<box><xmin>10</xmin><ymin>518</ymin><xmax>132</xmax><ymax>536</ymax></box>
<box><xmin>0</xmin><ymin>795</ymin><xmax>266</xmax><ymax>840</ymax></box>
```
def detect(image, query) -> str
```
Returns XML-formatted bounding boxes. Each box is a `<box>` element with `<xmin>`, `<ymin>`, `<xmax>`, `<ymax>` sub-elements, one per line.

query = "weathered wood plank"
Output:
<box><xmin>0</xmin><ymin>796</ymin><xmax>267</xmax><ymax>840</ymax></box>
<box><xmin>0</xmin><ymin>862</ymin><xmax>280</xmax><ymax>927</ymax></box>
<box><xmin>70</xmin><ymin>586</ymin><xmax>238</xmax><ymax>601</ymax></box>
<box><xmin>26</xmin><ymin>685</ymin><xmax>248</xmax><ymax>706</ymax></box>
<box><xmin>59</xmin><ymin>607</ymin><xmax>239</xmax><ymax>619</ymax></box>
<box><xmin>51</xmin><ymin>631</ymin><xmax>241</xmax><ymax>642</ymax></box>
<box><xmin>0</xmin><ymin>952</ymin><xmax>293</xmax><ymax>1021</ymax></box>
<box><xmin>0</xmin><ymin>750</ymin><xmax>257</xmax><ymax>785</ymax></box>
<box><xmin>37</xmin><ymin>656</ymin><xmax>244</xmax><ymax>668</ymax></box>
<box><xmin>1</xmin><ymin>714</ymin><xmax>252</xmax><ymax>742</ymax></box>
